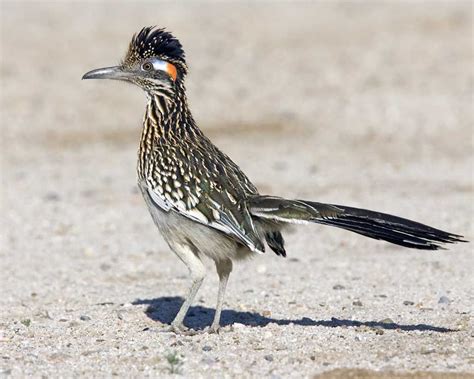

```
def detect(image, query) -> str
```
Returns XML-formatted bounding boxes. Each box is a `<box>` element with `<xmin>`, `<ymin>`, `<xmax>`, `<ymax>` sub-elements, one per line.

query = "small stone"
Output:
<box><xmin>264</xmin><ymin>354</ymin><xmax>273</xmax><ymax>362</ymax></box>
<box><xmin>438</xmin><ymin>296</ymin><xmax>451</xmax><ymax>304</ymax></box>
<box><xmin>262</xmin><ymin>310</ymin><xmax>271</xmax><ymax>317</ymax></box>
<box><xmin>100</xmin><ymin>263</ymin><xmax>111</xmax><ymax>271</ymax></box>
<box><xmin>352</xmin><ymin>300</ymin><xmax>363</xmax><ymax>307</ymax></box>
<box><xmin>44</xmin><ymin>192</ymin><xmax>60</xmax><ymax>201</ymax></box>
<box><xmin>83</xmin><ymin>247</ymin><xmax>95</xmax><ymax>257</ymax></box>
<box><xmin>233</xmin><ymin>323</ymin><xmax>245</xmax><ymax>329</ymax></box>
<box><xmin>202</xmin><ymin>345</ymin><xmax>212</xmax><ymax>352</ymax></box>
<box><xmin>375</xmin><ymin>329</ymin><xmax>384</xmax><ymax>335</ymax></box>
<box><xmin>379</xmin><ymin>318</ymin><xmax>394</xmax><ymax>324</ymax></box>
<box><xmin>257</xmin><ymin>265</ymin><xmax>267</xmax><ymax>274</ymax></box>
<box><xmin>332</xmin><ymin>284</ymin><xmax>345</xmax><ymax>290</ymax></box>
<box><xmin>20</xmin><ymin>319</ymin><xmax>31</xmax><ymax>327</ymax></box>
<box><xmin>358</xmin><ymin>325</ymin><xmax>371</xmax><ymax>333</ymax></box>
<box><xmin>403</xmin><ymin>300</ymin><xmax>415</xmax><ymax>306</ymax></box>
<box><xmin>421</xmin><ymin>348</ymin><xmax>435</xmax><ymax>355</ymax></box>
<box><xmin>201</xmin><ymin>357</ymin><xmax>215</xmax><ymax>365</ymax></box>
<box><xmin>80</xmin><ymin>315</ymin><xmax>91</xmax><ymax>321</ymax></box>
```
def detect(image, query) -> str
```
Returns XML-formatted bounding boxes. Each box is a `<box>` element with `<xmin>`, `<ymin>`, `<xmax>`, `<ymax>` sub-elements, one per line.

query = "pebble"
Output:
<box><xmin>352</xmin><ymin>300</ymin><xmax>363</xmax><ymax>307</ymax></box>
<box><xmin>83</xmin><ymin>247</ymin><xmax>95</xmax><ymax>257</ymax></box>
<box><xmin>379</xmin><ymin>318</ymin><xmax>395</xmax><ymax>324</ymax></box>
<box><xmin>100</xmin><ymin>263</ymin><xmax>111</xmax><ymax>271</ymax></box>
<box><xmin>438</xmin><ymin>296</ymin><xmax>451</xmax><ymax>304</ymax></box>
<box><xmin>421</xmin><ymin>348</ymin><xmax>435</xmax><ymax>355</ymax></box>
<box><xmin>202</xmin><ymin>345</ymin><xmax>212</xmax><ymax>352</ymax></box>
<box><xmin>80</xmin><ymin>315</ymin><xmax>91</xmax><ymax>321</ymax></box>
<box><xmin>233</xmin><ymin>323</ymin><xmax>245</xmax><ymax>329</ymax></box>
<box><xmin>264</xmin><ymin>354</ymin><xmax>274</xmax><ymax>362</ymax></box>
<box><xmin>332</xmin><ymin>284</ymin><xmax>345</xmax><ymax>290</ymax></box>
<box><xmin>44</xmin><ymin>192</ymin><xmax>60</xmax><ymax>201</ymax></box>
<box><xmin>403</xmin><ymin>300</ymin><xmax>415</xmax><ymax>306</ymax></box>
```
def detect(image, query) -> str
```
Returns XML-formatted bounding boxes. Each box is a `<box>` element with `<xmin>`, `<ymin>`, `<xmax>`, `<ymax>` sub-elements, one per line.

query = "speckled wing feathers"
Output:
<box><xmin>142</xmin><ymin>138</ymin><xmax>265</xmax><ymax>253</ymax></box>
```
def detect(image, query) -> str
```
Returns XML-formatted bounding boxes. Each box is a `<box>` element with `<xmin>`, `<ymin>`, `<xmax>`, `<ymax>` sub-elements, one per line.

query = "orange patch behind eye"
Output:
<box><xmin>166</xmin><ymin>63</ymin><xmax>177</xmax><ymax>81</ymax></box>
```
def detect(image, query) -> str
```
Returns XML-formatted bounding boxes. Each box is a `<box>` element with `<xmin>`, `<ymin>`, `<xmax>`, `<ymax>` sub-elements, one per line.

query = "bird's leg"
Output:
<box><xmin>169</xmin><ymin>243</ymin><xmax>205</xmax><ymax>333</ymax></box>
<box><xmin>209</xmin><ymin>258</ymin><xmax>233</xmax><ymax>333</ymax></box>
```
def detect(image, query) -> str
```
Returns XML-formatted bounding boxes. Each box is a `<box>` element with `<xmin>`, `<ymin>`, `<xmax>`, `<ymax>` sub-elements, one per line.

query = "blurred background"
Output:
<box><xmin>0</xmin><ymin>1</ymin><xmax>472</xmax><ymax>376</ymax></box>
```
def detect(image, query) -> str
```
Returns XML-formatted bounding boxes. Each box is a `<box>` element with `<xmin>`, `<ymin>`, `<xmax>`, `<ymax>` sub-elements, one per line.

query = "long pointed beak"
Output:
<box><xmin>82</xmin><ymin>66</ymin><xmax>131</xmax><ymax>80</ymax></box>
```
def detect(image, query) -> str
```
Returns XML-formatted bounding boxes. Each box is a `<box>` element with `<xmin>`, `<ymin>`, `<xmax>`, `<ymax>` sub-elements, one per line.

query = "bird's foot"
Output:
<box><xmin>163</xmin><ymin>324</ymin><xmax>199</xmax><ymax>336</ymax></box>
<box><xmin>203</xmin><ymin>324</ymin><xmax>221</xmax><ymax>334</ymax></box>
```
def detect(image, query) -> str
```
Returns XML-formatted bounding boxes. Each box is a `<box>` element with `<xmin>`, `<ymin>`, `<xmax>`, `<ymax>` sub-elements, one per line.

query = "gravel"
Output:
<box><xmin>1</xmin><ymin>1</ymin><xmax>472</xmax><ymax>378</ymax></box>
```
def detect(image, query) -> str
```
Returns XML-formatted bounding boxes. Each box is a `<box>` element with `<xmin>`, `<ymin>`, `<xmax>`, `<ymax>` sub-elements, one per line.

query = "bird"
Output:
<box><xmin>83</xmin><ymin>26</ymin><xmax>465</xmax><ymax>334</ymax></box>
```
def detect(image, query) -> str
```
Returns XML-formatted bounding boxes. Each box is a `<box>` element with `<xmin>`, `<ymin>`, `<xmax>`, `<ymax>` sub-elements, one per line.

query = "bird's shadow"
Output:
<box><xmin>132</xmin><ymin>296</ymin><xmax>456</xmax><ymax>333</ymax></box>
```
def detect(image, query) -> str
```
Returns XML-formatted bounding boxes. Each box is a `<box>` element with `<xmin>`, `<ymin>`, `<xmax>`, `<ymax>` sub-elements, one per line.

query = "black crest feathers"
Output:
<box><xmin>124</xmin><ymin>27</ymin><xmax>186</xmax><ymax>67</ymax></box>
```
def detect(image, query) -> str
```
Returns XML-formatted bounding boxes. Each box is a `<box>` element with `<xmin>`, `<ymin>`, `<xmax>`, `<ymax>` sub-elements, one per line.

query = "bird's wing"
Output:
<box><xmin>140</xmin><ymin>142</ymin><xmax>265</xmax><ymax>253</ymax></box>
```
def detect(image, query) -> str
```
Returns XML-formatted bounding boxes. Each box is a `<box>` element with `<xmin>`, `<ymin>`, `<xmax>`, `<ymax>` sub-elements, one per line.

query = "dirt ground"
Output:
<box><xmin>1</xmin><ymin>1</ymin><xmax>473</xmax><ymax>378</ymax></box>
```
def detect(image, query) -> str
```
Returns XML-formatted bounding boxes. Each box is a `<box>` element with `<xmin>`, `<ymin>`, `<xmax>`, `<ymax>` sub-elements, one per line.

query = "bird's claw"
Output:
<box><xmin>204</xmin><ymin>324</ymin><xmax>221</xmax><ymax>334</ymax></box>
<box><xmin>163</xmin><ymin>324</ymin><xmax>199</xmax><ymax>336</ymax></box>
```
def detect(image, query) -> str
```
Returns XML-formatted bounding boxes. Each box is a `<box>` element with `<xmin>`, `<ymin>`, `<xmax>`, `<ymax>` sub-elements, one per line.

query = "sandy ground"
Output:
<box><xmin>1</xmin><ymin>1</ymin><xmax>473</xmax><ymax>378</ymax></box>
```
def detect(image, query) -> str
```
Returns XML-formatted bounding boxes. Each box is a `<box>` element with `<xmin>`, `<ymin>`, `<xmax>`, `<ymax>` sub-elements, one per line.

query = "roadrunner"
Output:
<box><xmin>83</xmin><ymin>27</ymin><xmax>465</xmax><ymax>333</ymax></box>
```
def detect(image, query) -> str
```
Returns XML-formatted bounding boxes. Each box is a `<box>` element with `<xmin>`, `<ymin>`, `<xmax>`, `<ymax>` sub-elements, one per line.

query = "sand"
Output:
<box><xmin>1</xmin><ymin>1</ymin><xmax>472</xmax><ymax>378</ymax></box>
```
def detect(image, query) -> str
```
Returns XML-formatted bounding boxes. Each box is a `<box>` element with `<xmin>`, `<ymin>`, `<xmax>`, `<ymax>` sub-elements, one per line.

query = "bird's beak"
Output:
<box><xmin>82</xmin><ymin>66</ymin><xmax>132</xmax><ymax>81</ymax></box>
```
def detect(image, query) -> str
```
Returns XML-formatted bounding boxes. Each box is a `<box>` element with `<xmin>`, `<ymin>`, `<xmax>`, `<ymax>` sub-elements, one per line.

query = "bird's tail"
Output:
<box><xmin>248</xmin><ymin>196</ymin><xmax>466</xmax><ymax>250</ymax></box>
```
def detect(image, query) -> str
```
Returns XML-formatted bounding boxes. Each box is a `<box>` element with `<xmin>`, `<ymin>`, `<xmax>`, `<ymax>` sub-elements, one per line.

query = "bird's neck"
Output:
<box><xmin>137</xmin><ymin>86</ymin><xmax>202</xmax><ymax>179</ymax></box>
<box><xmin>144</xmin><ymin>85</ymin><xmax>201</xmax><ymax>138</ymax></box>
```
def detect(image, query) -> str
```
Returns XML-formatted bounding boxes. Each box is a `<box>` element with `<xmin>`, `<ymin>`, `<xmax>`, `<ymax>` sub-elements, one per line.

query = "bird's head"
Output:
<box><xmin>83</xmin><ymin>27</ymin><xmax>187</xmax><ymax>98</ymax></box>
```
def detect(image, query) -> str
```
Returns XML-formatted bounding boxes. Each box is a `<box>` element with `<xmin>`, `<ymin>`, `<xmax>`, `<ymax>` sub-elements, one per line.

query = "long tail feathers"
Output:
<box><xmin>249</xmin><ymin>196</ymin><xmax>466</xmax><ymax>250</ymax></box>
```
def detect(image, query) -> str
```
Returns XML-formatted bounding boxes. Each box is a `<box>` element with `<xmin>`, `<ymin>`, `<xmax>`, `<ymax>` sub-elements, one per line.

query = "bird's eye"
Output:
<box><xmin>142</xmin><ymin>62</ymin><xmax>153</xmax><ymax>71</ymax></box>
